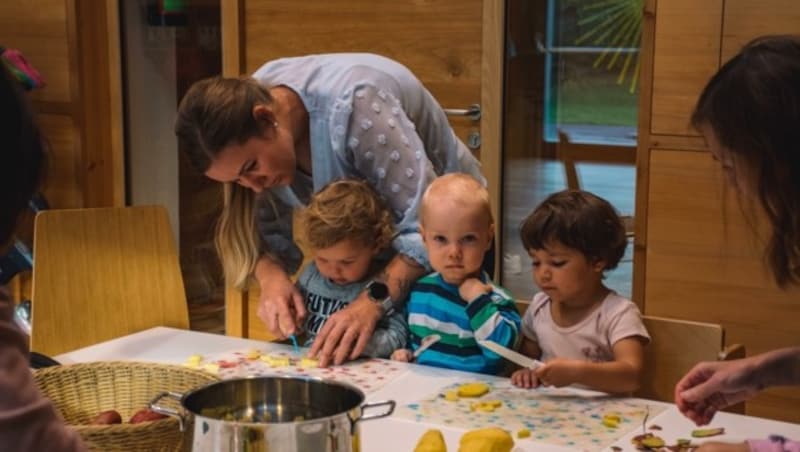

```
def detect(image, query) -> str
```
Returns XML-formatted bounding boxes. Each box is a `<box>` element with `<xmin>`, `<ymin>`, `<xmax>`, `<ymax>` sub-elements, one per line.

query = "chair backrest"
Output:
<box><xmin>556</xmin><ymin>130</ymin><xmax>637</xmax><ymax>190</ymax></box>
<box><xmin>638</xmin><ymin>315</ymin><xmax>745</xmax><ymax>410</ymax></box>
<box><xmin>556</xmin><ymin>130</ymin><xmax>637</xmax><ymax>236</ymax></box>
<box><xmin>31</xmin><ymin>206</ymin><xmax>189</xmax><ymax>356</ymax></box>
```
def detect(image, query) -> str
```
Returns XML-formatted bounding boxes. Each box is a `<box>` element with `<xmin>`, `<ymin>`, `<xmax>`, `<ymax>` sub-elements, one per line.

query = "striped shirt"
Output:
<box><xmin>407</xmin><ymin>272</ymin><xmax>521</xmax><ymax>374</ymax></box>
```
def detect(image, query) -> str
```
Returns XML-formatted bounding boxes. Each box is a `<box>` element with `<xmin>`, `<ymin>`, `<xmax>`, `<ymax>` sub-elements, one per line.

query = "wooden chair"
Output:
<box><xmin>638</xmin><ymin>315</ymin><xmax>745</xmax><ymax>412</ymax></box>
<box><xmin>556</xmin><ymin>130</ymin><xmax>637</xmax><ymax>236</ymax></box>
<box><xmin>30</xmin><ymin>206</ymin><xmax>189</xmax><ymax>356</ymax></box>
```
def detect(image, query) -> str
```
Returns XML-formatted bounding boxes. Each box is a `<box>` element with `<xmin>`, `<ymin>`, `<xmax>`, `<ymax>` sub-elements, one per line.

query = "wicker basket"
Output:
<box><xmin>34</xmin><ymin>361</ymin><xmax>219</xmax><ymax>452</ymax></box>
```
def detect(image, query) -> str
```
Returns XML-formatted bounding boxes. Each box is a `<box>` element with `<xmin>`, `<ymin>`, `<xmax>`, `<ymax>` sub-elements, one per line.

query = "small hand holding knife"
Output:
<box><xmin>477</xmin><ymin>339</ymin><xmax>544</xmax><ymax>370</ymax></box>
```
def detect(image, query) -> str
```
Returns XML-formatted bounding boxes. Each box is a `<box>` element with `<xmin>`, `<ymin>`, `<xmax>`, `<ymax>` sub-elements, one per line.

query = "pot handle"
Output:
<box><xmin>149</xmin><ymin>391</ymin><xmax>188</xmax><ymax>432</ymax></box>
<box><xmin>348</xmin><ymin>400</ymin><xmax>396</xmax><ymax>434</ymax></box>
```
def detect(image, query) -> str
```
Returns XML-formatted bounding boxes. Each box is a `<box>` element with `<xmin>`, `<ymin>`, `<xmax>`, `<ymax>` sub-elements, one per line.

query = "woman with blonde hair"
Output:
<box><xmin>175</xmin><ymin>53</ymin><xmax>486</xmax><ymax>366</ymax></box>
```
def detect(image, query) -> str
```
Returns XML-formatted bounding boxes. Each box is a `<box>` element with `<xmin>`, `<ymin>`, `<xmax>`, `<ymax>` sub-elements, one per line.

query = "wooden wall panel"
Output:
<box><xmin>240</xmin><ymin>0</ymin><xmax>482</xmax><ymax>156</ymax></box>
<box><xmin>0</xmin><ymin>0</ymin><xmax>72</xmax><ymax>103</ymax></box>
<box><xmin>1</xmin><ymin>0</ymin><xmax>123</xmax><ymax>213</ymax></box>
<box><xmin>650</xmin><ymin>0</ymin><xmax>722</xmax><ymax>136</ymax></box>
<box><xmin>645</xmin><ymin>149</ymin><xmax>800</xmax><ymax>422</ymax></box>
<box><xmin>721</xmin><ymin>0</ymin><xmax>800</xmax><ymax>61</ymax></box>
<box><xmin>37</xmin><ymin>114</ymin><xmax>83</xmax><ymax>208</ymax></box>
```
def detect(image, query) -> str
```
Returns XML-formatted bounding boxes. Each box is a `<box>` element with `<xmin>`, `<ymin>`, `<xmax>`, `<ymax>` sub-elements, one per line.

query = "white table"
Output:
<box><xmin>56</xmin><ymin>327</ymin><xmax>800</xmax><ymax>451</ymax></box>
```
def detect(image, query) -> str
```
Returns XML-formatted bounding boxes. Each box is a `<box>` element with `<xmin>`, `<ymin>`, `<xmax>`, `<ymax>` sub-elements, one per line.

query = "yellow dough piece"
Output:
<box><xmin>260</xmin><ymin>354</ymin><xmax>291</xmax><ymax>367</ymax></box>
<box><xmin>244</xmin><ymin>349</ymin><xmax>261</xmax><ymax>360</ymax></box>
<box><xmin>185</xmin><ymin>354</ymin><xmax>203</xmax><ymax>368</ymax></box>
<box><xmin>444</xmin><ymin>390</ymin><xmax>459</xmax><ymax>402</ymax></box>
<box><xmin>414</xmin><ymin>429</ymin><xmax>447</xmax><ymax>452</ymax></box>
<box><xmin>602</xmin><ymin>414</ymin><xmax>621</xmax><ymax>428</ymax></box>
<box><xmin>641</xmin><ymin>436</ymin><xmax>666</xmax><ymax>448</ymax></box>
<box><xmin>299</xmin><ymin>357</ymin><xmax>319</xmax><ymax>368</ymax></box>
<box><xmin>469</xmin><ymin>401</ymin><xmax>503</xmax><ymax>413</ymax></box>
<box><xmin>458</xmin><ymin>427</ymin><xmax>514</xmax><ymax>452</ymax></box>
<box><xmin>516</xmin><ymin>429</ymin><xmax>531</xmax><ymax>439</ymax></box>
<box><xmin>456</xmin><ymin>382</ymin><xmax>490</xmax><ymax>398</ymax></box>
<box><xmin>202</xmin><ymin>363</ymin><xmax>220</xmax><ymax>374</ymax></box>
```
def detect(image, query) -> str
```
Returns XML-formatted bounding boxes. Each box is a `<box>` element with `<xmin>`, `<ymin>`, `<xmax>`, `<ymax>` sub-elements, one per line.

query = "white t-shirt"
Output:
<box><xmin>521</xmin><ymin>291</ymin><xmax>650</xmax><ymax>362</ymax></box>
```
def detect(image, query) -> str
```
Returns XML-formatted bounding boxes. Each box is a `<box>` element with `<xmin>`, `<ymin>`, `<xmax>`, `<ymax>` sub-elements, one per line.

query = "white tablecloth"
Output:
<box><xmin>56</xmin><ymin>327</ymin><xmax>800</xmax><ymax>452</ymax></box>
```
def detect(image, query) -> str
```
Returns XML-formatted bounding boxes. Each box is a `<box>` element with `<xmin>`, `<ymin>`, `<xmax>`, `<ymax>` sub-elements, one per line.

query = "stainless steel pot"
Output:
<box><xmin>150</xmin><ymin>376</ymin><xmax>395</xmax><ymax>452</ymax></box>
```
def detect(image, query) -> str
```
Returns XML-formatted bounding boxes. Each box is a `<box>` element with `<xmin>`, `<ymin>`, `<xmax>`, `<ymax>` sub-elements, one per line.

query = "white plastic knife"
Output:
<box><xmin>412</xmin><ymin>334</ymin><xmax>442</xmax><ymax>360</ymax></box>
<box><xmin>477</xmin><ymin>339</ymin><xmax>544</xmax><ymax>369</ymax></box>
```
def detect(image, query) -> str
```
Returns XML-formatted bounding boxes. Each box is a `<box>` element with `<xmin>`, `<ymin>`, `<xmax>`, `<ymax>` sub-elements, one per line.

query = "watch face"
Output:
<box><xmin>369</xmin><ymin>281</ymin><xmax>389</xmax><ymax>300</ymax></box>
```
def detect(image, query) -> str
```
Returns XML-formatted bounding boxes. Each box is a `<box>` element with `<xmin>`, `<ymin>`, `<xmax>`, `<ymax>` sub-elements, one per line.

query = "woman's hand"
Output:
<box><xmin>255</xmin><ymin>259</ymin><xmax>307</xmax><ymax>339</ymax></box>
<box><xmin>674</xmin><ymin>359</ymin><xmax>760</xmax><ymax>426</ymax></box>
<box><xmin>308</xmin><ymin>292</ymin><xmax>381</xmax><ymax>367</ymax></box>
<box><xmin>535</xmin><ymin>358</ymin><xmax>584</xmax><ymax>387</ymax></box>
<box><xmin>511</xmin><ymin>368</ymin><xmax>540</xmax><ymax>388</ymax></box>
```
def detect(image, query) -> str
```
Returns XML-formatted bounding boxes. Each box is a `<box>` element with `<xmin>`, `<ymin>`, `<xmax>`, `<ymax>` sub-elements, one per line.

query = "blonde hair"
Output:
<box><xmin>298</xmin><ymin>179</ymin><xmax>395</xmax><ymax>252</ymax></box>
<box><xmin>176</xmin><ymin>76</ymin><xmax>275</xmax><ymax>288</ymax></box>
<box><xmin>215</xmin><ymin>183</ymin><xmax>260</xmax><ymax>288</ymax></box>
<box><xmin>420</xmin><ymin>173</ymin><xmax>493</xmax><ymax>226</ymax></box>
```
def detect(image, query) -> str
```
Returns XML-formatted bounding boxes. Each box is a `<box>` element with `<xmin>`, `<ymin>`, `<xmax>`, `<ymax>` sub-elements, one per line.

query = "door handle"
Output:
<box><xmin>443</xmin><ymin>104</ymin><xmax>481</xmax><ymax>121</ymax></box>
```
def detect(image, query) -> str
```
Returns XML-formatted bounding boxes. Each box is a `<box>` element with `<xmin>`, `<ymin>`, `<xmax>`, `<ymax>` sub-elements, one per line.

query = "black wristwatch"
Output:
<box><xmin>366</xmin><ymin>280</ymin><xmax>394</xmax><ymax>317</ymax></box>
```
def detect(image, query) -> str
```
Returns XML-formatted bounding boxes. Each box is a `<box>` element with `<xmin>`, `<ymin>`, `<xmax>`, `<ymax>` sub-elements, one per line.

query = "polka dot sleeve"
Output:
<box><xmin>344</xmin><ymin>85</ymin><xmax>437</xmax><ymax>268</ymax></box>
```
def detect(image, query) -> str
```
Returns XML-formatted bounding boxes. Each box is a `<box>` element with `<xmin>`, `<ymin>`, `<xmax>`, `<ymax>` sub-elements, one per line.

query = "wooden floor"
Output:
<box><xmin>500</xmin><ymin>158</ymin><xmax>635</xmax><ymax>301</ymax></box>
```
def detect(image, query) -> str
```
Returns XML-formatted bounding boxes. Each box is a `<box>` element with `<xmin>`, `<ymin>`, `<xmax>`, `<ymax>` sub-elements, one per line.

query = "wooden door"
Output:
<box><xmin>220</xmin><ymin>0</ymin><xmax>504</xmax><ymax>339</ymax></box>
<box><xmin>0</xmin><ymin>0</ymin><xmax>123</xmax><ymax>303</ymax></box>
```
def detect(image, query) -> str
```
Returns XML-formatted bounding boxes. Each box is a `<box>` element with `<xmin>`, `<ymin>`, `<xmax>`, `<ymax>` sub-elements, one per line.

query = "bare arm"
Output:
<box><xmin>309</xmin><ymin>253</ymin><xmax>425</xmax><ymax>367</ymax></box>
<box><xmin>754</xmin><ymin>346</ymin><xmax>800</xmax><ymax>388</ymax></box>
<box><xmin>675</xmin><ymin>346</ymin><xmax>800</xmax><ymax>426</ymax></box>
<box><xmin>536</xmin><ymin>336</ymin><xmax>646</xmax><ymax>394</ymax></box>
<box><xmin>253</xmin><ymin>255</ymin><xmax>306</xmax><ymax>338</ymax></box>
<box><xmin>379</xmin><ymin>253</ymin><xmax>426</xmax><ymax>309</ymax></box>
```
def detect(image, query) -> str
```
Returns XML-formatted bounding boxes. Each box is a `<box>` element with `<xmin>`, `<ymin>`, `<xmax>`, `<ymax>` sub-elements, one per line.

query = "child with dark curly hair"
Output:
<box><xmin>511</xmin><ymin>189</ymin><xmax>649</xmax><ymax>394</ymax></box>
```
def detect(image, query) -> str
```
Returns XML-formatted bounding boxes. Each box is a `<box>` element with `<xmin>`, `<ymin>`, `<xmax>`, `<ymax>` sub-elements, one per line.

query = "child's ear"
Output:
<box><xmin>252</xmin><ymin>104</ymin><xmax>276</xmax><ymax>125</ymax></box>
<box><xmin>591</xmin><ymin>257</ymin><xmax>607</xmax><ymax>273</ymax></box>
<box><xmin>486</xmin><ymin>223</ymin><xmax>495</xmax><ymax>249</ymax></box>
<box><xmin>419</xmin><ymin>225</ymin><xmax>427</xmax><ymax>244</ymax></box>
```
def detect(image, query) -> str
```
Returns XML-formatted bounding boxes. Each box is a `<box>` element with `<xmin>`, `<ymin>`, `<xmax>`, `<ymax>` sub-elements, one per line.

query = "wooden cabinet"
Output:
<box><xmin>722</xmin><ymin>0</ymin><xmax>800</xmax><ymax>60</ymax></box>
<box><xmin>650</xmin><ymin>0</ymin><xmax>722</xmax><ymax>136</ymax></box>
<box><xmin>637</xmin><ymin>0</ymin><xmax>800</xmax><ymax>422</ymax></box>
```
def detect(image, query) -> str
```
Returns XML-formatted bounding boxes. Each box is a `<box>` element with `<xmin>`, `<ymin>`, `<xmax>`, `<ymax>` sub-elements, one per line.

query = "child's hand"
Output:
<box><xmin>535</xmin><ymin>358</ymin><xmax>584</xmax><ymax>387</ymax></box>
<box><xmin>458</xmin><ymin>278</ymin><xmax>492</xmax><ymax>302</ymax></box>
<box><xmin>511</xmin><ymin>368</ymin><xmax>540</xmax><ymax>388</ymax></box>
<box><xmin>391</xmin><ymin>349</ymin><xmax>413</xmax><ymax>362</ymax></box>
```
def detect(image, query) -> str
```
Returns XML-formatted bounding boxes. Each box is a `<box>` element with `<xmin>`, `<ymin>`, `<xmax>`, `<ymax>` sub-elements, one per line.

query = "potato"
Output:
<box><xmin>91</xmin><ymin>410</ymin><xmax>122</xmax><ymax>425</ymax></box>
<box><xmin>129</xmin><ymin>408</ymin><xmax>168</xmax><ymax>424</ymax></box>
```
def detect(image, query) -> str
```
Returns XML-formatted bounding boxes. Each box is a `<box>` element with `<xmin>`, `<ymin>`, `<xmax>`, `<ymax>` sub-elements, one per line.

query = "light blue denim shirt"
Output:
<box><xmin>252</xmin><ymin>53</ymin><xmax>485</xmax><ymax>273</ymax></box>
